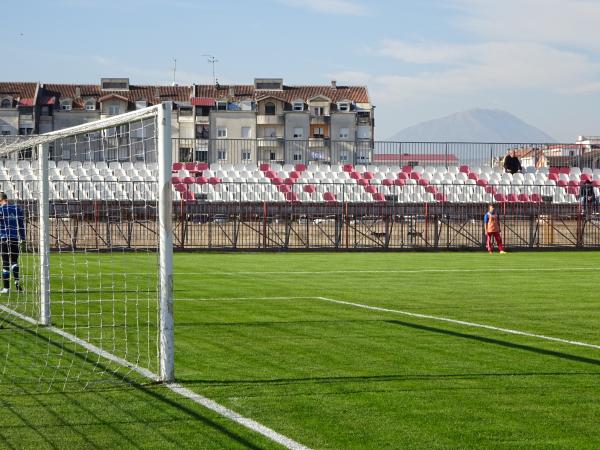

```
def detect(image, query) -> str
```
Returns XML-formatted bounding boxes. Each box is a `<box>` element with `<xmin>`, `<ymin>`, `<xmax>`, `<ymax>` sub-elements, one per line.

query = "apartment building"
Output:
<box><xmin>0</xmin><ymin>78</ymin><xmax>374</xmax><ymax>165</ymax></box>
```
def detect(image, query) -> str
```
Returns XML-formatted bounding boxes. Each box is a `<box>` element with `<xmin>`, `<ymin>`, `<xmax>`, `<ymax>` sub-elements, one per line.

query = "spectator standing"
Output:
<box><xmin>484</xmin><ymin>204</ymin><xmax>506</xmax><ymax>254</ymax></box>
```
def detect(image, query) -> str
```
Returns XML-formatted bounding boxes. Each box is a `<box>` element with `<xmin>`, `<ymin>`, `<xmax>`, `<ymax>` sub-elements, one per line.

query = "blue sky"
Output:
<box><xmin>3</xmin><ymin>0</ymin><xmax>600</xmax><ymax>141</ymax></box>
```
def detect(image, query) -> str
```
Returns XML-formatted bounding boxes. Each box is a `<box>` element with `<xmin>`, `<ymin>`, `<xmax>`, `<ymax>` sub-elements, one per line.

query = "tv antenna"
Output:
<box><xmin>202</xmin><ymin>54</ymin><xmax>219</xmax><ymax>85</ymax></box>
<box><xmin>172</xmin><ymin>58</ymin><xmax>177</xmax><ymax>86</ymax></box>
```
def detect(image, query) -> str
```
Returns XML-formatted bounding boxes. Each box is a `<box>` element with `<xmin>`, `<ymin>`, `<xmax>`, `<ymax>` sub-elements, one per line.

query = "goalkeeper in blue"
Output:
<box><xmin>0</xmin><ymin>192</ymin><xmax>25</xmax><ymax>293</ymax></box>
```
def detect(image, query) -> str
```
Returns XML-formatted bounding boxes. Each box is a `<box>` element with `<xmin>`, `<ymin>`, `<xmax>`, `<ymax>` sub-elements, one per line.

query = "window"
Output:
<box><xmin>264</xmin><ymin>127</ymin><xmax>276</xmax><ymax>138</ymax></box>
<box><xmin>313</xmin><ymin>127</ymin><xmax>324</xmax><ymax>138</ymax></box>
<box><xmin>0</xmin><ymin>99</ymin><xmax>11</xmax><ymax>108</ymax></box>
<box><xmin>179</xmin><ymin>147</ymin><xmax>192</xmax><ymax>162</ymax></box>
<box><xmin>292</xmin><ymin>101</ymin><xmax>304</xmax><ymax>111</ymax></box>
<box><xmin>293</xmin><ymin>153</ymin><xmax>303</xmax><ymax>161</ymax></box>
<box><xmin>135</xmin><ymin>100</ymin><xmax>147</xmax><ymax>110</ymax></box>
<box><xmin>338</xmin><ymin>102</ymin><xmax>350</xmax><ymax>112</ymax></box>
<box><xmin>1</xmin><ymin>130</ymin><xmax>10</xmax><ymax>136</ymax></box>
<box><xmin>339</xmin><ymin>128</ymin><xmax>349</xmax><ymax>139</ymax></box>
<box><xmin>85</xmin><ymin>100</ymin><xmax>96</xmax><ymax>111</ymax></box>
<box><xmin>19</xmin><ymin>128</ymin><xmax>33</xmax><ymax>135</ymax></box>
<box><xmin>312</xmin><ymin>107</ymin><xmax>324</xmax><ymax>116</ymax></box>
<box><xmin>340</xmin><ymin>151</ymin><xmax>349</xmax><ymax>162</ymax></box>
<box><xmin>293</xmin><ymin>127</ymin><xmax>304</xmax><ymax>138</ymax></box>
<box><xmin>270</xmin><ymin>152</ymin><xmax>276</xmax><ymax>161</ymax></box>
<box><xmin>265</xmin><ymin>102</ymin><xmax>276</xmax><ymax>115</ymax></box>
<box><xmin>241</xmin><ymin>151</ymin><xmax>251</xmax><ymax>161</ymax></box>
<box><xmin>108</xmin><ymin>104</ymin><xmax>120</xmax><ymax>115</ymax></box>
<box><xmin>217</xmin><ymin>150</ymin><xmax>227</xmax><ymax>160</ymax></box>
<box><xmin>241</xmin><ymin>127</ymin><xmax>251</xmax><ymax>139</ymax></box>
<box><xmin>217</xmin><ymin>127</ymin><xmax>227</xmax><ymax>138</ymax></box>
<box><xmin>60</xmin><ymin>101</ymin><xmax>72</xmax><ymax>111</ymax></box>
<box><xmin>216</xmin><ymin>101</ymin><xmax>227</xmax><ymax>111</ymax></box>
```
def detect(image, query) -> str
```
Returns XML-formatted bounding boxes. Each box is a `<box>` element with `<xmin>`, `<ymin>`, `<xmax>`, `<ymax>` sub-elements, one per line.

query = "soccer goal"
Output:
<box><xmin>0</xmin><ymin>103</ymin><xmax>174</xmax><ymax>389</ymax></box>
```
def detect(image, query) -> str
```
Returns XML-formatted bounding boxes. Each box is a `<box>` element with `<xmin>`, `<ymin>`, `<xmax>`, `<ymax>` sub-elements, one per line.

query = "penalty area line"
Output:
<box><xmin>315</xmin><ymin>297</ymin><xmax>600</xmax><ymax>351</ymax></box>
<box><xmin>0</xmin><ymin>303</ymin><xmax>311</xmax><ymax>450</ymax></box>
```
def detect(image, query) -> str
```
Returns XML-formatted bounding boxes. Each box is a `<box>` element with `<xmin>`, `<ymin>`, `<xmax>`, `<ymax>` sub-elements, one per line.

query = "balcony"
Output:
<box><xmin>309</xmin><ymin>138</ymin><xmax>330</xmax><ymax>148</ymax></box>
<box><xmin>257</xmin><ymin>114</ymin><xmax>284</xmax><ymax>125</ymax></box>
<box><xmin>309</xmin><ymin>115</ymin><xmax>329</xmax><ymax>125</ymax></box>
<box><xmin>257</xmin><ymin>137</ymin><xmax>284</xmax><ymax>148</ymax></box>
<box><xmin>195</xmin><ymin>115</ymin><xmax>209</xmax><ymax>124</ymax></box>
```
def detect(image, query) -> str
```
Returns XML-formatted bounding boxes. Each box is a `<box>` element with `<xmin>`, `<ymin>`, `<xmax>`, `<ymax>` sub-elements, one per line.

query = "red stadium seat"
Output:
<box><xmin>350</xmin><ymin>171</ymin><xmax>362</xmax><ymax>180</ymax></box>
<box><xmin>196</xmin><ymin>162</ymin><xmax>209</xmax><ymax>171</ymax></box>
<box><xmin>358</xmin><ymin>178</ymin><xmax>369</xmax><ymax>186</ymax></box>
<box><xmin>410</xmin><ymin>172</ymin><xmax>421</xmax><ymax>180</ymax></box>
<box><xmin>362</xmin><ymin>171</ymin><xmax>374</xmax><ymax>180</ymax></box>
<box><xmin>303</xmin><ymin>184</ymin><xmax>316</xmax><ymax>193</ymax></box>
<box><xmin>434</xmin><ymin>193</ymin><xmax>447</xmax><ymax>202</ymax></box>
<box><xmin>402</xmin><ymin>165</ymin><xmax>413</xmax><ymax>173</ymax></box>
<box><xmin>277</xmin><ymin>184</ymin><xmax>291</xmax><ymax>193</ymax></box>
<box><xmin>284</xmin><ymin>177</ymin><xmax>296</xmax><ymax>185</ymax></box>
<box><xmin>398</xmin><ymin>172</ymin><xmax>409</xmax><ymax>180</ymax></box>
<box><xmin>172</xmin><ymin>162</ymin><xmax>184</xmax><ymax>171</ymax></box>
<box><xmin>531</xmin><ymin>193</ymin><xmax>542</xmax><ymax>203</ymax></box>
<box><xmin>260</xmin><ymin>163</ymin><xmax>270</xmax><ymax>171</ymax></box>
<box><xmin>494</xmin><ymin>193</ymin><xmax>508</xmax><ymax>202</ymax></box>
<box><xmin>382</xmin><ymin>179</ymin><xmax>394</xmax><ymax>186</ymax></box>
<box><xmin>289</xmin><ymin>171</ymin><xmax>300</xmax><ymax>179</ymax></box>
<box><xmin>418</xmin><ymin>178</ymin><xmax>429</xmax><ymax>186</ymax></box>
<box><xmin>342</xmin><ymin>164</ymin><xmax>354</xmax><ymax>172</ymax></box>
<box><xmin>365</xmin><ymin>185</ymin><xmax>377</xmax><ymax>194</ymax></box>
<box><xmin>372</xmin><ymin>193</ymin><xmax>386</xmax><ymax>202</ymax></box>
<box><xmin>557</xmin><ymin>180</ymin><xmax>568</xmax><ymax>187</ymax></box>
<box><xmin>581</xmin><ymin>174</ymin><xmax>591</xmax><ymax>182</ymax></box>
<box><xmin>459</xmin><ymin>165</ymin><xmax>470</xmax><ymax>173</ymax></box>
<box><xmin>394</xmin><ymin>179</ymin><xmax>406</xmax><ymax>186</ymax></box>
<box><xmin>517</xmin><ymin>194</ymin><xmax>531</xmax><ymax>202</ymax></box>
<box><xmin>549</xmin><ymin>167</ymin><xmax>560</xmax><ymax>174</ymax></box>
<box><xmin>548</xmin><ymin>173</ymin><xmax>558</xmax><ymax>181</ymax></box>
<box><xmin>323</xmin><ymin>192</ymin><xmax>337</xmax><ymax>202</ymax></box>
<box><xmin>271</xmin><ymin>177</ymin><xmax>283</xmax><ymax>185</ymax></box>
<box><xmin>559</xmin><ymin>167</ymin><xmax>570</xmax><ymax>174</ymax></box>
<box><xmin>477</xmin><ymin>179</ymin><xmax>488</xmax><ymax>187</ymax></box>
<box><xmin>593</xmin><ymin>180</ymin><xmax>600</xmax><ymax>188</ymax></box>
<box><xmin>195</xmin><ymin>176</ymin><xmax>208</xmax><ymax>184</ymax></box>
<box><xmin>172</xmin><ymin>176</ymin><xmax>183</xmax><ymax>184</ymax></box>
<box><xmin>567</xmin><ymin>186</ymin><xmax>579</xmax><ymax>195</ymax></box>
<box><xmin>182</xmin><ymin>177</ymin><xmax>195</xmax><ymax>184</ymax></box>
<box><xmin>184</xmin><ymin>163</ymin><xmax>196</xmax><ymax>171</ymax></box>
<box><xmin>182</xmin><ymin>190</ymin><xmax>195</xmax><ymax>201</ymax></box>
<box><xmin>265</xmin><ymin>170</ymin><xmax>276</xmax><ymax>179</ymax></box>
<box><xmin>468</xmin><ymin>172</ymin><xmax>479</xmax><ymax>180</ymax></box>
<box><xmin>425</xmin><ymin>185</ymin><xmax>437</xmax><ymax>194</ymax></box>
<box><xmin>294</xmin><ymin>163</ymin><xmax>307</xmax><ymax>172</ymax></box>
<box><xmin>208</xmin><ymin>177</ymin><xmax>221</xmax><ymax>185</ymax></box>
<box><xmin>174</xmin><ymin>183</ymin><xmax>187</xmax><ymax>192</ymax></box>
<box><xmin>485</xmin><ymin>185</ymin><xmax>496</xmax><ymax>194</ymax></box>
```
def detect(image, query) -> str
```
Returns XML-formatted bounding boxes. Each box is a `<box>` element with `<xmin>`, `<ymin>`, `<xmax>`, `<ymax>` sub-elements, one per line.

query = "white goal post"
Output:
<box><xmin>0</xmin><ymin>102</ymin><xmax>174</xmax><ymax>386</ymax></box>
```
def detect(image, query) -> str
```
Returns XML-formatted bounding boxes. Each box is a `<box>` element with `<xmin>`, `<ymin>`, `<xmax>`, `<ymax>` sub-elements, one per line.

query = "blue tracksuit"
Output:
<box><xmin>0</xmin><ymin>204</ymin><xmax>25</xmax><ymax>242</ymax></box>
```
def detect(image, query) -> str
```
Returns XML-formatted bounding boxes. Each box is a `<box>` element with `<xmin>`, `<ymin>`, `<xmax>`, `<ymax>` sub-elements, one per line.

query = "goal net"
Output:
<box><xmin>0</xmin><ymin>103</ymin><xmax>173</xmax><ymax>391</ymax></box>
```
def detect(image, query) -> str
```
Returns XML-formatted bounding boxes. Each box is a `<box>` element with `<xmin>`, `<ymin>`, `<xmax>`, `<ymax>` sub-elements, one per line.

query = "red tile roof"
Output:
<box><xmin>0</xmin><ymin>82</ymin><xmax>38</xmax><ymax>107</ymax></box>
<box><xmin>193</xmin><ymin>84</ymin><xmax>370</xmax><ymax>104</ymax></box>
<box><xmin>191</xmin><ymin>97</ymin><xmax>215</xmax><ymax>106</ymax></box>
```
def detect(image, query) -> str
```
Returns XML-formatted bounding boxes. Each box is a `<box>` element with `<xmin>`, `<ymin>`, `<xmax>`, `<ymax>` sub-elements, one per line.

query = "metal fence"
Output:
<box><xmin>18</xmin><ymin>181</ymin><xmax>600</xmax><ymax>251</ymax></box>
<box><xmin>172</xmin><ymin>138</ymin><xmax>600</xmax><ymax>169</ymax></box>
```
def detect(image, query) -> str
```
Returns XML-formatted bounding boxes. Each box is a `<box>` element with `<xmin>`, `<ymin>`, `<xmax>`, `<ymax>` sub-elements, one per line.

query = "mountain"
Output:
<box><xmin>388</xmin><ymin>109</ymin><xmax>556</xmax><ymax>143</ymax></box>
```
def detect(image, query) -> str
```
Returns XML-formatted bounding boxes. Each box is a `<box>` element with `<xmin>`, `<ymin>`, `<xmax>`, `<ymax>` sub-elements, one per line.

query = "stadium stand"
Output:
<box><xmin>1</xmin><ymin>160</ymin><xmax>600</xmax><ymax>203</ymax></box>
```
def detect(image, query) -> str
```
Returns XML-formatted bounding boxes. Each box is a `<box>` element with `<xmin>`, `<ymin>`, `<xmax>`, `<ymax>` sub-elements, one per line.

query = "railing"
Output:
<box><xmin>11</xmin><ymin>180</ymin><xmax>599</xmax><ymax>251</ymax></box>
<box><xmin>2</xmin><ymin>136</ymin><xmax>599</xmax><ymax>170</ymax></box>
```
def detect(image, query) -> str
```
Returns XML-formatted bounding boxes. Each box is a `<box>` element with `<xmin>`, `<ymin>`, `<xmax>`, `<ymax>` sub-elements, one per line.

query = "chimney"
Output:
<box><xmin>75</xmin><ymin>86</ymin><xmax>81</xmax><ymax>98</ymax></box>
<box><xmin>228</xmin><ymin>86</ymin><xmax>235</xmax><ymax>97</ymax></box>
<box><xmin>331</xmin><ymin>80</ymin><xmax>337</xmax><ymax>90</ymax></box>
<box><xmin>154</xmin><ymin>86</ymin><xmax>160</xmax><ymax>99</ymax></box>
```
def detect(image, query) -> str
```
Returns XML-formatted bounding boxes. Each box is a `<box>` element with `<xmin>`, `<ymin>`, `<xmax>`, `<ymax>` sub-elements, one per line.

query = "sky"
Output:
<box><xmin>2</xmin><ymin>0</ymin><xmax>600</xmax><ymax>141</ymax></box>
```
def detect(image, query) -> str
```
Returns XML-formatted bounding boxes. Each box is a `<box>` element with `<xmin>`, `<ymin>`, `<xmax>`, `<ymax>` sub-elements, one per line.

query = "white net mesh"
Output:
<box><xmin>0</xmin><ymin>104</ymin><xmax>171</xmax><ymax>391</ymax></box>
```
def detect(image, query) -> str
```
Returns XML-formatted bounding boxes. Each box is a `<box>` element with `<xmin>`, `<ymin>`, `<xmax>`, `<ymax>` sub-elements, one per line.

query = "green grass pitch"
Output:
<box><xmin>2</xmin><ymin>251</ymin><xmax>600</xmax><ymax>449</ymax></box>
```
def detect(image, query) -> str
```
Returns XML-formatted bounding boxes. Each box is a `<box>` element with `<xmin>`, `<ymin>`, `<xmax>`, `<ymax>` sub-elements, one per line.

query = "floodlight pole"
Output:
<box><xmin>38</xmin><ymin>143</ymin><xmax>50</xmax><ymax>326</ymax></box>
<box><xmin>157</xmin><ymin>102</ymin><xmax>174</xmax><ymax>382</ymax></box>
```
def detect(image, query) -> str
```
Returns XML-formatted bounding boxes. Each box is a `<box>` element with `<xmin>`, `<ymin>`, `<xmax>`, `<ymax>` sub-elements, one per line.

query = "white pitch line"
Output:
<box><xmin>0</xmin><ymin>303</ymin><xmax>311</xmax><ymax>450</ymax></box>
<box><xmin>315</xmin><ymin>297</ymin><xmax>600</xmax><ymax>351</ymax></box>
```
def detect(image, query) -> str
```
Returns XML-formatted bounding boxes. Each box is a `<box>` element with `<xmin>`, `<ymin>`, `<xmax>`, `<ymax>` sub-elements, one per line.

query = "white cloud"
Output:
<box><xmin>450</xmin><ymin>0</ymin><xmax>600</xmax><ymax>51</ymax></box>
<box><xmin>276</xmin><ymin>0</ymin><xmax>368</xmax><ymax>16</ymax></box>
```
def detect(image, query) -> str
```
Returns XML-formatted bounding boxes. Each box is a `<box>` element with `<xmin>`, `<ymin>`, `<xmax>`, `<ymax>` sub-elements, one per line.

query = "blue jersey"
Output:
<box><xmin>0</xmin><ymin>204</ymin><xmax>25</xmax><ymax>241</ymax></box>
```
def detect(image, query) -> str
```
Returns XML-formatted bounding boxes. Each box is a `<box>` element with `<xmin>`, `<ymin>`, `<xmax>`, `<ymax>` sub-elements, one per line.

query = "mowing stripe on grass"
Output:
<box><xmin>0</xmin><ymin>303</ymin><xmax>311</xmax><ymax>450</ymax></box>
<box><xmin>175</xmin><ymin>267</ymin><xmax>600</xmax><ymax>276</ymax></box>
<box><xmin>315</xmin><ymin>297</ymin><xmax>600</xmax><ymax>351</ymax></box>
